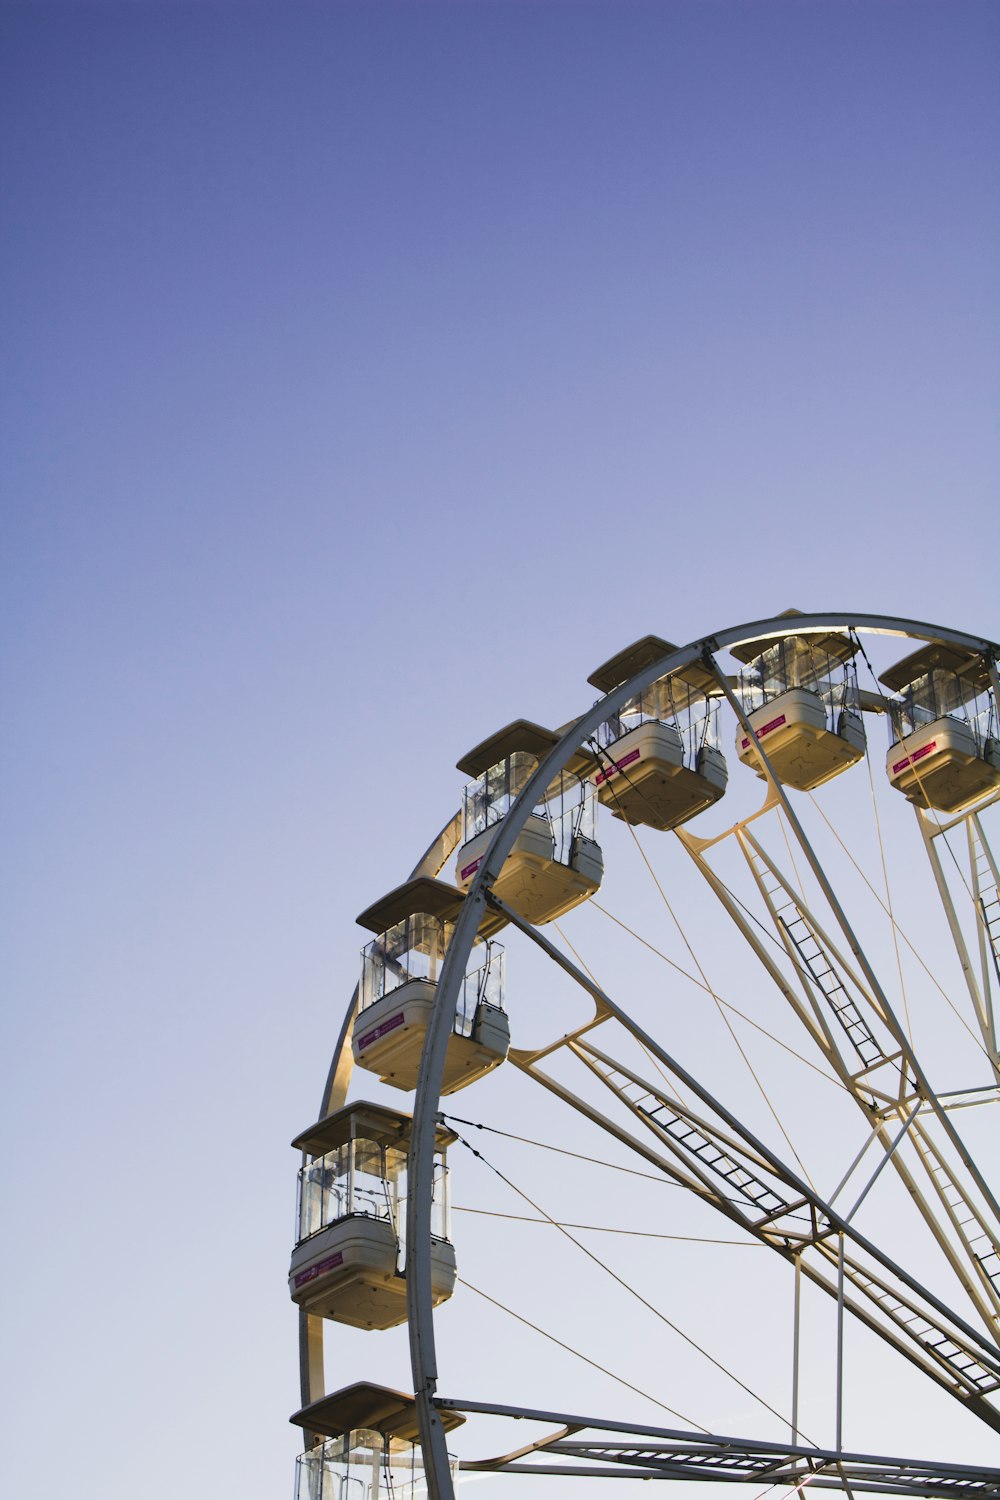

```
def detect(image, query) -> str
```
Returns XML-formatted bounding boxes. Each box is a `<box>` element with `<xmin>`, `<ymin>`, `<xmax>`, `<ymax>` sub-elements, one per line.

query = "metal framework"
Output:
<box><xmin>493</xmin><ymin>890</ymin><xmax>1000</xmax><ymax>1432</ymax></box>
<box><xmin>297</xmin><ymin>613</ymin><xmax>1000</xmax><ymax>1499</ymax></box>
<box><xmin>445</xmin><ymin>1399</ymin><xmax>1000</xmax><ymax>1495</ymax></box>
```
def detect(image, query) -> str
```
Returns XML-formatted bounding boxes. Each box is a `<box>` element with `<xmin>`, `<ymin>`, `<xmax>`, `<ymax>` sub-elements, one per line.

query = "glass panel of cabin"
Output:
<box><xmin>361</xmin><ymin>918</ymin><xmax>501</xmax><ymax>1029</ymax></box>
<box><xmin>412</xmin><ymin>912</ymin><xmax>450</xmax><ymax>981</ymax></box>
<box><xmin>598</xmin><ymin>674</ymin><xmax>722</xmax><ymax>768</ymax></box>
<box><xmin>737</xmin><ymin>664</ymin><xmax>767</xmax><ymax>715</ymax></box>
<box><xmin>575</xmin><ymin>780</ymin><xmax>597</xmax><ymax>844</ymax></box>
<box><xmin>599</xmin><ymin>707</ymin><xmax>625</xmax><ymax>744</ymax></box>
<box><xmin>970</xmin><ymin>688</ymin><xmax>997</xmax><ymax>752</ymax></box>
<box><xmin>462</xmin><ymin>776</ymin><xmax>488</xmax><ymax>841</ymax></box>
<box><xmin>297</xmin><ymin>1144</ymin><xmax>351</xmax><ymax>1243</ymax></box>
<box><xmin>485</xmin><ymin>759</ymin><xmax>509</xmax><ymax>826</ymax></box>
<box><xmin>359</xmin><ymin>920</ymin><xmax>410</xmax><ymax>1009</ymax></box>
<box><xmin>385</xmin><ymin>1433</ymin><xmax>454</xmax><ymax>1499</ymax></box>
<box><xmin>295</xmin><ymin>1138</ymin><xmax>407</xmax><ymax>1242</ymax></box>
<box><xmin>350</xmin><ymin>1140</ymin><xmax>401</xmax><ymax>1226</ymax></box>
<box><xmin>478</xmin><ymin>943</ymin><xmax>504</xmax><ymax>1012</ymax></box>
<box><xmin>430</xmin><ymin>1157</ymin><xmax>451</xmax><ymax>1243</ymax></box>
<box><xmin>359</xmin><ymin>913</ymin><xmax>455</xmax><ymax>1011</ymax></box>
<box><xmin>454</xmin><ymin>940</ymin><xmax>504</xmax><ymax>1034</ymax></box>
<box><xmin>296</xmin><ymin>1429</ymin><xmax>459</xmax><ymax>1499</ymax></box>
<box><xmin>295</xmin><ymin>1430</ymin><xmax>383</xmax><ymax>1500</ymax></box>
<box><xmin>740</xmin><ymin>638</ymin><xmax>859</xmax><ymax>725</ymax></box>
<box><xmin>508</xmin><ymin>749</ymin><xmax>537</xmax><ymax>804</ymax></box>
<box><xmin>890</xmin><ymin>666</ymin><xmax>1000</xmax><ymax>755</ymax></box>
<box><xmin>686</xmin><ymin>698</ymin><xmax>721</xmax><ymax>759</ymax></box>
<box><xmin>542</xmin><ymin>772</ymin><xmax>595</xmax><ymax>863</ymax></box>
<box><xmin>463</xmin><ymin>750</ymin><xmax>546</xmax><ymax>843</ymax></box>
<box><xmin>394</xmin><ymin>1149</ymin><xmax>450</xmax><ymax>1269</ymax></box>
<box><xmin>545</xmin><ymin>771</ymin><xmax>572</xmax><ymax>863</ymax></box>
<box><xmin>454</xmin><ymin>966</ymin><xmax>475</xmax><ymax>1035</ymax></box>
<box><xmin>899</xmin><ymin>669</ymin><xmax>975</xmax><ymax>735</ymax></box>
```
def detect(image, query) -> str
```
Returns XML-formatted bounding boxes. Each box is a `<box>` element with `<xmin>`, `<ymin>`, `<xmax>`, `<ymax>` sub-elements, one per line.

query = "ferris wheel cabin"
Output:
<box><xmin>288</xmin><ymin>1102</ymin><xmax>456</xmax><ymax>1330</ymax></box>
<box><xmin>454</xmin><ymin>720</ymin><xmax>604</xmax><ymax>924</ymax></box>
<box><xmin>731</xmin><ymin>624</ymin><xmax>866</xmax><ymax>791</ymax></box>
<box><xmin>880</xmin><ymin>643</ymin><xmax>1000</xmax><ymax>813</ymax></box>
<box><xmin>291</xmin><ymin>1383</ymin><xmax>464</xmax><ymax>1500</ymax></box>
<box><xmin>582</xmin><ymin>635</ymin><xmax>728</xmax><ymax>829</ymax></box>
<box><xmin>351</xmin><ymin>877</ymin><xmax>509</xmax><ymax>1094</ymax></box>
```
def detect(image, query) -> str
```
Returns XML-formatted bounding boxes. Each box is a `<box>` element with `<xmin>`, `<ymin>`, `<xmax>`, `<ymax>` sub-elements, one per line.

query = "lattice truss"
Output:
<box><xmin>447</xmin><ymin>1399</ymin><xmax>1000</xmax><ymax>1495</ymax></box>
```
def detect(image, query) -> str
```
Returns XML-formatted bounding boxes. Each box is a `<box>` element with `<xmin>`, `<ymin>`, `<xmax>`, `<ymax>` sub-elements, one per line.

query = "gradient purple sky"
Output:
<box><xmin>2</xmin><ymin>3</ymin><xmax>998</xmax><ymax>1496</ymax></box>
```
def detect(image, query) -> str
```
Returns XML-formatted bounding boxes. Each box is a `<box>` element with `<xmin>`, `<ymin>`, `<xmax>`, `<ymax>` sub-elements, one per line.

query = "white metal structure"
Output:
<box><xmin>290</xmin><ymin>613</ymin><xmax>1000</xmax><ymax>1500</ymax></box>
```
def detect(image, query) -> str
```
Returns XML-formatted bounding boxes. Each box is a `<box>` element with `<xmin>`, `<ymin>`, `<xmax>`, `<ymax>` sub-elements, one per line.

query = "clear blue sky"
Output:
<box><xmin>2</xmin><ymin>3</ymin><xmax>998</xmax><ymax>1496</ymax></box>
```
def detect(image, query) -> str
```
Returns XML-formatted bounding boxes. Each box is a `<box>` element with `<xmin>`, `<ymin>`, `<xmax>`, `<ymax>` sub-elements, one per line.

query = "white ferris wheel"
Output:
<box><xmin>286</xmin><ymin>612</ymin><xmax>1000</xmax><ymax>1500</ymax></box>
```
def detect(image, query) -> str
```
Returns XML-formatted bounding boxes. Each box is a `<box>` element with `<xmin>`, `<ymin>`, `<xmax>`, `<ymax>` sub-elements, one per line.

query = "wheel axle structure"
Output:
<box><xmin>288</xmin><ymin>613</ymin><xmax>1000</xmax><ymax>1500</ymax></box>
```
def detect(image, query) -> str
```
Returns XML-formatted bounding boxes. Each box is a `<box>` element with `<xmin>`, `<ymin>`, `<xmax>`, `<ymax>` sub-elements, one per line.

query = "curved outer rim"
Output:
<box><xmin>306</xmin><ymin>612</ymin><xmax>1000</xmax><ymax>1497</ymax></box>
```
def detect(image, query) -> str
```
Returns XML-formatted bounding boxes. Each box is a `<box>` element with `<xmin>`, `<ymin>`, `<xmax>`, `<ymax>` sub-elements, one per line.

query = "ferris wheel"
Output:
<box><xmin>286</xmin><ymin>612</ymin><xmax>1000</xmax><ymax>1500</ymax></box>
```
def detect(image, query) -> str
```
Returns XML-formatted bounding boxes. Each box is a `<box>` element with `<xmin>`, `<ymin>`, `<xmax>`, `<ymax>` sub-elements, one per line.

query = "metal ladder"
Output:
<box><xmin>846</xmin><ymin>1263</ymin><xmax>1000</xmax><ymax>1394</ymax></box>
<box><xmin>642</xmin><ymin>1102</ymin><xmax>790</xmax><ymax>1220</ymax></box>
<box><xmin>979</xmin><ymin>889</ymin><xmax>1000</xmax><ymax>987</ymax></box>
<box><xmin>779</xmin><ymin>909</ymin><xmax>885</xmax><ymax>1069</ymax></box>
<box><xmin>742</xmin><ymin>836</ymin><xmax>886</xmax><ymax>1071</ymax></box>
<box><xmin>916</xmin><ymin>1134</ymin><xmax>1000</xmax><ymax>1312</ymax></box>
<box><xmin>578</xmin><ymin>1048</ymin><xmax>790</xmax><ymax>1222</ymax></box>
<box><xmin>971</xmin><ymin>816</ymin><xmax>1000</xmax><ymax>989</ymax></box>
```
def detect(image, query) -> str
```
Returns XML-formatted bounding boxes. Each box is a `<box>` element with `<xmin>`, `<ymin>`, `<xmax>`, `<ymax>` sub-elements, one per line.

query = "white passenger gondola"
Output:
<box><xmin>732</xmin><ymin>620</ymin><xmax>865</xmax><ymax>790</ymax></box>
<box><xmin>454</xmin><ymin>720</ymin><xmax>603</xmax><ymax>924</ymax></box>
<box><xmin>351</xmin><ymin>878</ymin><xmax>508</xmax><ymax>1093</ymax></box>
<box><xmin>288</xmin><ymin>1103</ymin><xmax>456</xmax><ymax>1330</ymax></box>
<box><xmin>880</xmin><ymin>643</ymin><xmax>1000</xmax><ymax>813</ymax></box>
<box><xmin>290</xmin><ymin>1383</ymin><xmax>464</xmax><ymax>1499</ymax></box>
<box><xmin>582</xmin><ymin>635</ymin><xmax>727</xmax><ymax>829</ymax></box>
